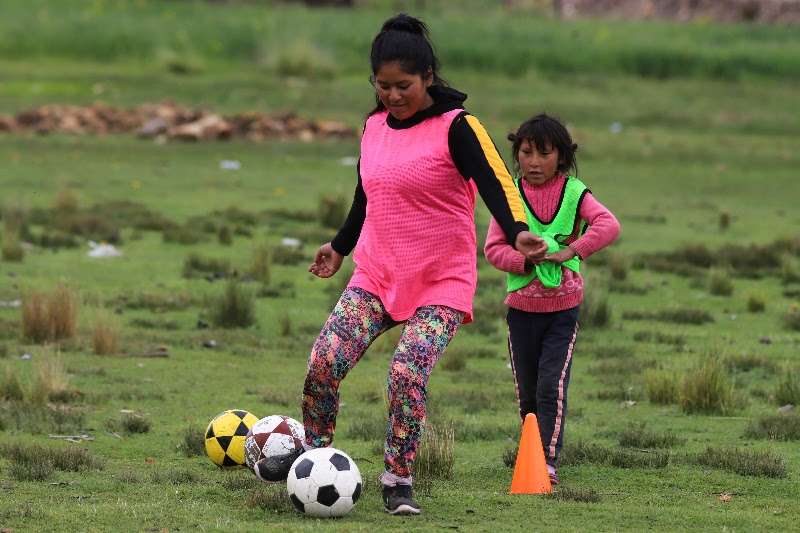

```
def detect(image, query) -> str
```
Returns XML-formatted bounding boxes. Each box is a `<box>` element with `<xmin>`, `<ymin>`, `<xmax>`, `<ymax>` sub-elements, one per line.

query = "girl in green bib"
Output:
<box><xmin>485</xmin><ymin>113</ymin><xmax>620</xmax><ymax>485</ymax></box>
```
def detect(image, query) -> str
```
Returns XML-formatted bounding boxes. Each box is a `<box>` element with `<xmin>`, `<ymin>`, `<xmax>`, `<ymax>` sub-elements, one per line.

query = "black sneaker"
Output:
<box><xmin>254</xmin><ymin>447</ymin><xmax>304</xmax><ymax>483</ymax></box>
<box><xmin>383</xmin><ymin>484</ymin><xmax>421</xmax><ymax>515</ymax></box>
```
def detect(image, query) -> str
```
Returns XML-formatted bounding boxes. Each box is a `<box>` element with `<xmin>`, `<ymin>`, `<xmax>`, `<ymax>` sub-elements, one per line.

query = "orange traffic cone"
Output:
<box><xmin>509</xmin><ymin>413</ymin><xmax>552</xmax><ymax>494</ymax></box>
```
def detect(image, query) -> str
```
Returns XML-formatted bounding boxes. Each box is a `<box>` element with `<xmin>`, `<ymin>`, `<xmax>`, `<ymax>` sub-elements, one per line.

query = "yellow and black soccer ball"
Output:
<box><xmin>205</xmin><ymin>409</ymin><xmax>260</xmax><ymax>470</ymax></box>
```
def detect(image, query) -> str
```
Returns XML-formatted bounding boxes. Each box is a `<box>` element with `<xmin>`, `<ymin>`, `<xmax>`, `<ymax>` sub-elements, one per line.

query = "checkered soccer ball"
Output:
<box><xmin>287</xmin><ymin>447</ymin><xmax>362</xmax><ymax>518</ymax></box>
<box><xmin>204</xmin><ymin>409</ymin><xmax>259</xmax><ymax>470</ymax></box>
<box><xmin>245</xmin><ymin>414</ymin><xmax>304</xmax><ymax>472</ymax></box>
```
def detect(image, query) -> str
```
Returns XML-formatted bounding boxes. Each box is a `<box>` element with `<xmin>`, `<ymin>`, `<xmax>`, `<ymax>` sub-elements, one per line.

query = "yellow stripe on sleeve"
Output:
<box><xmin>464</xmin><ymin>115</ymin><xmax>527</xmax><ymax>225</ymax></box>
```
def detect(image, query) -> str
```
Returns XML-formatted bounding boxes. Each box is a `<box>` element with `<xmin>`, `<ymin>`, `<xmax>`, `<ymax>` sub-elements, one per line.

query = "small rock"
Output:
<box><xmin>281</xmin><ymin>237</ymin><xmax>303</xmax><ymax>249</ymax></box>
<box><xmin>137</xmin><ymin>118</ymin><xmax>169</xmax><ymax>138</ymax></box>
<box><xmin>777</xmin><ymin>404</ymin><xmax>794</xmax><ymax>413</ymax></box>
<box><xmin>219</xmin><ymin>160</ymin><xmax>241</xmax><ymax>170</ymax></box>
<box><xmin>759</xmin><ymin>337</ymin><xmax>772</xmax><ymax>344</ymax></box>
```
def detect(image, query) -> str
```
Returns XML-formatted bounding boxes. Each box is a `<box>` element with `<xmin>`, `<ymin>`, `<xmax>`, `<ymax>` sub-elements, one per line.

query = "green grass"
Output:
<box><xmin>0</xmin><ymin>2</ymin><xmax>799</xmax><ymax>532</ymax></box>
<box><xmin>2</xmin><ymin>0</ymin><xmax>799</xmax><ymax>81</ymax></box>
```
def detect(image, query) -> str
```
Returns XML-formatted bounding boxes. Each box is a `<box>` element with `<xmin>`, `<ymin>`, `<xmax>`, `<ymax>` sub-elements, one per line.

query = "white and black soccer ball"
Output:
<box><xmin>244</xmin><ymin>415</ymin><xmax>304</xmax><ymax>474</ymax></box>
<box><xmin>287</xmin><ymin>447</ymin><xmax>362</xmax><ymax>518</ymax></box>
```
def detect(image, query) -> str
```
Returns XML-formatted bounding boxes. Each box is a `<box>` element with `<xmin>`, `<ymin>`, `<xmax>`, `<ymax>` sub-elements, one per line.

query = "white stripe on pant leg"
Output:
<box><xmin>548</xmin><ymin>322</ymin><xmax>578</xmax><ymax>459</ymax></box>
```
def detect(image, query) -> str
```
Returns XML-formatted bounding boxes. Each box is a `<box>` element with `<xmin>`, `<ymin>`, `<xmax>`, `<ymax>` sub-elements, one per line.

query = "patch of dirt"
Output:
<box><xmin>555</xmin><ymin>0</ymin><xmax>800</xmax><ymax>25</ymax></box>
<box><xmin>0</xmin><ymin>101</ymin><xmax>357</xmax><ymax>142</ymax></box>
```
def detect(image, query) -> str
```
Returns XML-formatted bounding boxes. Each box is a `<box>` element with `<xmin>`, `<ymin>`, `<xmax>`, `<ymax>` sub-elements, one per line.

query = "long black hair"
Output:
<box><xmin>367</xmin><ymin>13</ymin><xmax>449</xmax><ymax>116</ymax></box>
<box><xmin>508</xmin><ymin>113</ymin><xmax>579</xmax><ymax>177</ymax></box>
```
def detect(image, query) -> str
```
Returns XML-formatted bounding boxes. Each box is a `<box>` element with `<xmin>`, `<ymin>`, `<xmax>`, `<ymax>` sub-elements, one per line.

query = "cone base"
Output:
<box><xmin>508</xmin><ymin>413</ymin><xmax>552</xmax><ymax>494</ymax></box>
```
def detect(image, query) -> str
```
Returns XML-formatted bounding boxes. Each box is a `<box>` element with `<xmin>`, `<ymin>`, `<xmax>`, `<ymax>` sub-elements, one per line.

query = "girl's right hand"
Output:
<box><xmin>308</xmin><ymin>242</ymin><xmax>344</xmax><ymax>278</ymax></box>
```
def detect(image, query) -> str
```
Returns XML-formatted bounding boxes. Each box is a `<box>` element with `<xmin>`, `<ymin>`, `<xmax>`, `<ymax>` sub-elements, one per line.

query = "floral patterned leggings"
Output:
<box><xmin>302</xmin><ymin>287</ymin><xmax>463</xmax><ymax>480</ymax></box>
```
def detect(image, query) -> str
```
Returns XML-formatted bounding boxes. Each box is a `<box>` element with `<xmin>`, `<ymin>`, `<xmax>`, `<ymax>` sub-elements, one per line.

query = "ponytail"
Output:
<box><xmin>367</xmin><ymin>13</ymin><xmax>448</xmax><ymax>116</ymax></box>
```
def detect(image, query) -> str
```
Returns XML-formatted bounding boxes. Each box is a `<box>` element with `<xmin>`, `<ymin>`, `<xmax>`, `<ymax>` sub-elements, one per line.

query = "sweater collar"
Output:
<box><xmin>385</xmin><ymin>85</ymin><xmax>467</xmax><ymax>129</ymax></box>
<box><xmin>521</xmin><ymin>172</ymin><xmax>567</xmax><ymax>191</ymax></box>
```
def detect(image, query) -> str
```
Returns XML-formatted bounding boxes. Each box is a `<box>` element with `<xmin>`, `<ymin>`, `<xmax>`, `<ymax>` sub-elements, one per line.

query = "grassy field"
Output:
<box><xmin>1</xmin><ymin>2</ymin><xmax>800</xmax><ymax>532</ymax></box>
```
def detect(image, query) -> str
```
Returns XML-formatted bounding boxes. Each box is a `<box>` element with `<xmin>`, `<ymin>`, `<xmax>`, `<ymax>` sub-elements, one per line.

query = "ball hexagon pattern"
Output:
<box><xmin>244</xmin><ymin>414</ymin><xmax>304</xmax><ymax>471</ymax></box>
<box><xmin>204</xmin><ymin>409</ymin><xmax>259</xmax><ymax>470</ymax></box>
<box><xmin>286</xmin><ymin>447</ymin><xmax>362</xmax><ymax>518</ymax></box>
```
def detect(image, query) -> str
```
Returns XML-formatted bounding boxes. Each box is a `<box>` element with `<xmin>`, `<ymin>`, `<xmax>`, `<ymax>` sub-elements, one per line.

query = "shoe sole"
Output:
<box><xmin>386</xmin><ymin>504</ymin><xmax>421</xmax><ymax>515</ymax></box>
<box><xmin>255</xmin><ymin>455</ymin><xmax>294</xmax><ymax>482</ymax></box>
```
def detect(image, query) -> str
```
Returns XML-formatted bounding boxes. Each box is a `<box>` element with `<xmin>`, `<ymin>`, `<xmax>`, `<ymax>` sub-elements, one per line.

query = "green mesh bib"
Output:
<box><xmin>507</xmin><ymin>176</ymin><xmax>588</xmax><ymax>291</ymax></box>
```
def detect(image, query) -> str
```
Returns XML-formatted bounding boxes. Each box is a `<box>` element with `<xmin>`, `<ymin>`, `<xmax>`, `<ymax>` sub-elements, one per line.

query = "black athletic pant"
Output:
<box><xmin>506</xmin><ymin>305</ymin><xmax>579</xmax><ymax>467</ymax></box>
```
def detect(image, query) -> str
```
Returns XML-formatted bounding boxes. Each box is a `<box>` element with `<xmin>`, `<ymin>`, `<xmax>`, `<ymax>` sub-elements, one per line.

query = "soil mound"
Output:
<box><xmin>0</xmin><ymin>101</ymin><xmax>357</xmax><ymax>142</ymax></box>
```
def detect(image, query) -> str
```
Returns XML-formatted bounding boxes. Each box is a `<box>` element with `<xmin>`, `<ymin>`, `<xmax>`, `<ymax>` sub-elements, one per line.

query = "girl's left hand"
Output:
<box><xmin>544</xmin><ymin>247</ymin><xmax>577</xmax><ymax>265</ymax></box>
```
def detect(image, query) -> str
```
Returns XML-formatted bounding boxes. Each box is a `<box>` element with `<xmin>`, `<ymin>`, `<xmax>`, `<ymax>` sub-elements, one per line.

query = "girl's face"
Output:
<box><xmin>373</xmin><ymin>61</ymin><xmax>434</xmax><ymax>121</ymax></box>
<box><xmin>518</xmin><ymin>138</ymin><xmax>563</xmax><ymax>185</ymax></box>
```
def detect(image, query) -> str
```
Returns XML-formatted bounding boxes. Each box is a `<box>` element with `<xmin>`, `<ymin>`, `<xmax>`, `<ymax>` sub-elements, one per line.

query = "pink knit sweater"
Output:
<box><xmin>484</xmin><ymin>173</ymin><xmax>620</xmax><ymax>313</ymax></box>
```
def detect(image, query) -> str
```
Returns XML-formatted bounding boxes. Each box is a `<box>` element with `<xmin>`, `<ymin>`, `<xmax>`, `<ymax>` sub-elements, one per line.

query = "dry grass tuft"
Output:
<box><xmin>208</xmin><ymin>280</ymin><xmax>256</xmax><ymax>329</ymax></box>
<box><xmin>414</xmin><ymin>420</ymin><xmax>455</xmax><ymax>480</ymax></box>
<box><xmin>21</xmin><ymin>284</ymin><xmax>80</xmax><ymax>343</ymax></box>
<box><xmin>548</xmin><ymin>487</ymin><xmax>601</xmax><ymax>503</ymax></box>
<box><xmin>27</xmin><ymin>351</ymin><xmax>70</xmax><ymax>404</ymax></box>
<box><xmin>685</xmin><ymin>445</ymin><xmax>786</xmax><ymax>478</ymax></box>
<box><xmin>580</xmin><ymin>274</ymin><xmax>612</xmax><ymax>329</ymax></box>
<box><xmin>176</xmin><ymin>425</ymin><xmax>206</xmax><ymax>457</ymax></box>
<box><xmin>744</xmin><ymin>289</ymin><xmax>766</xmax><ymax>312</ymax></box>
<box><xmin>250</xmin><ymin>240</ymin><xmax>272</xmax><ymax>283</ymax></box>
<box><xmin>318</xmin><ymin>192</ymin><xmax>347</xmax><ymax>229</ymax></box>
<box><xmin>708</xmin><ymin>267</ymin><xmax>734</xmax><ymax>296</ymax></box>
<box><xmin>91</xmin><ymin>306</ymin><xmax>120</xmax><ymax>355</ymax></box>
<box><xmin>615</xmin><ymin>422</ymin><xmax>687</xmax><ymax>448</ymax></box>
<box><xmin>217</xmin><ymin>224</ymin><xmax>233</xmax><ymax>246</ymax></box>
<box><xmin>0</xmin><ymin>400</ymin><xmax>86</xmax><ymax>434</ymax></box>
<box><xmin>744</xmin><ymin>413</ymin><xmax>800</xmax><ymax>442</ymax></box>
<box><xmin>52</xmin><ymin>183</ymin><xmax>80</xmax><ymax>212</ymax></box>
<box><xmin>0</xmin><ymin>441</ymin><xmax>103</xmax><ymax>481</ymax></box>
<box><xmin>560</xmin><ymin>439</ymin><xmax>670</xmax><ymax>469</ymax></box>
<box><xmin>2</xmin><ymin>227</ymin><xmax>25</xmax><ymax>261</ymax></box>
<box><xmin>1</xmin><ymin>346</ymin><xmax>71</xmax><ymax>405</ymax></box>
<box><xmin>440</xmin><ymin>348</ymin><xmax>466</xmax><ymax>372</ymax></box>
<box><xmin>646</xmin><ymin>369</ymin><xmax>680</xmax><ymax>405</ymax></box>
<box><xmin>21</xmin><ymin>290</ymin><xmax>49</xmax><ymax>342</ymax></box>
<box><xmin>344</xmin><ymin>408</ymin><xmax>385</xmax><ymax>441</ymax></box>
<box><xmin>680</xmin><ymin>351</ymin><xmax>733</xmax><ymax>415</ymax></box>
<box><xmin>775</xmin><ymin>364</ymin><xmax>800</xmax><ymax>406</ymax></box>
<box><xmin>608</xmin><ymin>249</ymin><xmax>630</xmax><ymax>281</ymax></box>
<box><xmin>122</xmin><ymin>413</ymin><xmax>153</xmax><ymax>434</ymax></box>
<box><xmin>781</xmin><ymin>305</ymin><xmax>800</xmax><ymax>331</ymax></box>
<box><xmin>246</xmin><ymin>484</ymin><xmax>295</xmax><ymax>512</ymax></box>
<box><xmin>780</xmin><ymin>254</ymin><xmax>800</xmax><ymax>284</ymax></box>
